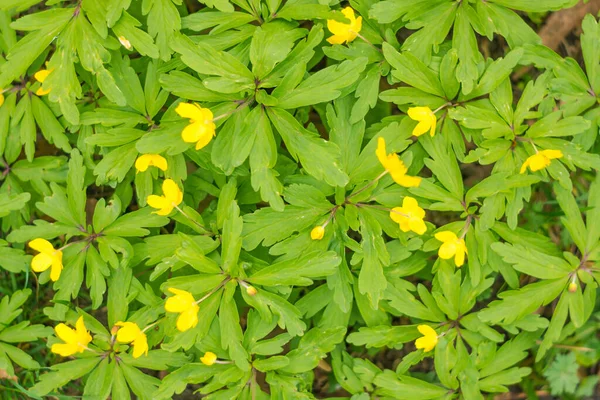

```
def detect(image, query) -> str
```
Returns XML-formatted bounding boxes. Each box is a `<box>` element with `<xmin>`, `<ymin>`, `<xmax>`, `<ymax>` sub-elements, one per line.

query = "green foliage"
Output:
<box><xmin>1</xmin><ymin>0</ymin><xmax>600</xmax><ymax>399</ymax></box>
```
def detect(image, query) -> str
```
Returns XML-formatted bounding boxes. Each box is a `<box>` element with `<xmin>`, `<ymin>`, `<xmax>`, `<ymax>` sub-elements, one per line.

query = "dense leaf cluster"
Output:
<box><xmin>0</xmin><ymin>0</ymin><xmax>599</xmax><ymax>399</ymax></box>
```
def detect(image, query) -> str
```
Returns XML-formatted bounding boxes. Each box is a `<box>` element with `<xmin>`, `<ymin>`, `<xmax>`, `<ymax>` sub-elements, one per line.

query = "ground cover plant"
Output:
<box><xmin>0</xmin><ymin>0</ymin><xmax>600</xmax><ymax>398</ymax></box>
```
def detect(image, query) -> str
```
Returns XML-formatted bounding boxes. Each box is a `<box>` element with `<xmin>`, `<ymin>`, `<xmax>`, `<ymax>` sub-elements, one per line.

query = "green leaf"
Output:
<box><xmin>0</xmin><ymin>192</ymin><xmax>30</xmax><ymax>218</ymax></box>
<box><xmin>490</xmin><ymin>242</ymin><xmax>572</xmax><ymax>279</ymax></box>
<box><xmin>250</xmin><ymin>21</ymin><xmax>304</xmax><ymax>79</ymax></box>
<box><xmin>29</xmin><ymin>358</ymin><xmax>102</xmax><ymax>396</ymax></box>
<box><xmin>248</xmin><ymin>250</ymin><xmax>340</xmax><ymax>286</ymax></box>
<box><xmin>374</xmin><ymin>370</ymin><xmax>449</xmax><ymax>399</ymax></box>
<box><xmin>357</xmin><ymin>209</ymin><xmax>388</xmax><ymax>309</ymax></box>
<box><xmin>267</xmin><ymin>107</ymin><xmax>349</xmax><ymax>187</ymax></box>
<box><xmin>543</xmin><ymin>352</ymin><xmax>580</xmax><ymax>396</ymax></box>
<box><xmin>274</xmin><ymin>58</ymin><xmax>367</xmax><ymax>108</ymax></box>
<box><xmin>143</xmin><ymin>0</ymin><xmax>181</xmax><ymax>60</ymax></box>
<box><xmin>280</xmin><ymin>326</ymin><xmax>346</xmax><ymax>374</ymax></box>
<box><xmin>382</xmin><ymin>43</ymin><xmax>444</xmax><ymax>97</ymax></box>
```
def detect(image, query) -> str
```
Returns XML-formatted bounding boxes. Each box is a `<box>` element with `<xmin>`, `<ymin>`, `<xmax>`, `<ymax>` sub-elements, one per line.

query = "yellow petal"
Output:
<box><xmin>434</xmin><ymin>231</ymin><xmax>457</xmax><ymax>242</ymax></box>
<box><xmin>152</xmin><ymin>155</ymin><xmax>168</xmax><ymax>171</ymax></box>
<box><xmin>417</xmin><ymin>324</ymin><xmax>437</xmax><ymax>337</ymax></box>
<box><xmin>438</xmin><ymin>241</ymin><xmax>457</xmax><ymax>260</ymax></box>
<box><xmin>519</xmin><ymin>158</ymin><xmax>530</xmax><ymax>174</ymax></box>
<box><xmin>409</xmin><ymin>217</ymin><xmax>427</xmax><ymax>235</ymax></box>
<box><xmin>407</xmin><ymin>106</ymin><xmax>433</xmax><ymax>121</ymax></box>
<box><xmin>75</xmin><ymin>316</ymin><xmax>92</xmax><ymax>346</ymax></box>
<box><xmin>132</xmin><ymin>334</ymin><xmax>148</xmax><ymax>358</ymax></box>
<box><xmin>177</xmin><ymin>307</ymin><xmax>199</xmax><ymax>332</ymax></box>
<box><xmin>162</xmin><ymin>179</ymin><xmax>183</xmax><ymax>206</ymax></box>
<box><xmin>181</xmin><ymin>121</ymin><xmax>203</xmax><ymax>143</ymax></box>
<box><xmin>375</xmin><ymin>137</ymin><xmax>389</xmax><ymax>169</ymax></box>
<box><xmin>394</xmin><ymin>174</ymin><xmax>421</xmax><ymax>188</ymax></box>
<box><xmin>165</xmin><ymin>289</ymin><xmax>195</xmax><ymax>313</ymax></box>
<box><xmin>29</xmin><ymin>238</ymin><xmax>55</xmax><ymax>254</ymax></box>
<box><xmin>429</xmin><ymin>114</ymin><xmax>437</xmax><ymax>137</ymax></box>
<box><xmin>389</xmin><ymin>207</ymin><xmax>406</xmax><ymax>225</ymax></box>
<box><xmin>50</xmin><ymin>257</ymin><xmax>63</xmax><ymax>281</ymax></box>
<box><xmin>54</xmin><ymin>323</ymin><xmax>77</xmax><ymax>344</ymax></box>
<box><xmin>0</xmin><ymin>93</ymin><xmax>4</xmax><ymax>108</ymax></box>
<box><xmin>455</xmin><ymin>243</ymin><xmax>466</xmax><ymax>267</ymax></box>
<box><xmin>541</xmin><ymin>149</ymin><xmax>563</xmax><ymax>160</ymax></box>
<box><xmin>175</xmin><ymin>102</ymin><xmax>203</xmax><ymax>121</ymax></box>
<box><xmin>36</xmin><ymin>87</ymin><xmax>51</xmax><ymax>96</ymax></box>
<box><xmin>115</xmin><ymin>321</ymin><xmax>142</xmax><ymax>343</ymax></box>
<box><xmin>529</xmin><ymin>154</ymin><xmax>550</xmax><ymax>171</ymax></box>
<box><xmin>31</xmin><ymin>253</ymin><xmax>53</xmax><ymax>272</ymax></box>
<box><xmin>135</xmin><ymin>155</ymin><xmax>152</xmax><ymax>172</ymax></box>
<box><xmin>147</xmin><ymin>195</ymin><xmax>169</xmax><ymax>211</ymax></box>
<box><xmin>51</xmin><ymin>343</ymin><xmax>79</xmax><ymax>357</ymax></box>
<box><xmin>412</xmin><ymin>120</ymin><xmax>431</xmax><ymax>137</ymax></box>
<box><xmin>194</xmin><ymin>125</ymin><xmax>215</xmax><ymax>150</ymax></box>
<box><xmin>34</xmin><ymin>69</ymin><xmax>51</xmax><ymax>83</ymax></box>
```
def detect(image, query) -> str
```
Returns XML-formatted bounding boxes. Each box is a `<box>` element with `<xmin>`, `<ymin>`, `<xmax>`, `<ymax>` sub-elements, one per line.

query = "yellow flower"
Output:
<box><xmin>520</xmin><ymin>149</ymin><xmax>563</xmax><ymax>174</ymax></box>
<box><xmin>415</xmin><ymin>325</ymin><xmax>438</xmax><ymax>352</ymax></box>
<box><xmin>175</xmin><ymin>102</ymin><xmax>216</xmax><ymax>150</ymax></box>
<box><xmin>200</xmin><ymin>351</ymin><xmax>217</xmax><ymax>366</ymax></box>
<box><xmin>115</xmin><ymin>322</ymin><xmax>148</xmax><ymax>358</ymax></box>
<box><xmin>34</xmin><ymin>69</ymin><xmax>52</xmax><ymax>96</ymax></box>
<box><xmin>0</xmin><ymin>91</ymin><xmax>4</xmax><ymax>108</ymax></box>
<box><xmin>147</xmin><ymin>179</ymin><xmax>183</xmax><ymax>216</ymax></box>
<box><xmin>390</xmin><ymin>197</ymin><xmax>427</xmax><ymax>235</ymax></box>
<box><xmin>118</xmin><ymin>36</ymin><xmax>132</xmax><ymax>50</ymax></box>
<box><xmin>376</xmin><ymin>137</ymin><xmax>421</xmax><ymax>187</ymax></box>
<box><xmin>165</xmin><ymin>288</ymin><xmax>199</xmax><ymax>332</ymax></box>
<box><xmin>29</xmin><ymin>238</ymin><xmax>63</xmax><ymax>282</ymax></box>
<box><xmin>327</xmin><ymin>7</ymin><xmax>362</xmax><ymax>45</ymax></box>
<box><xmin>135</xmin><ymin>154</ymin><xmax>168</xmax><ymax>173</ymax></box>
<box><xmin>51</xmin><ymin>316</ymin><xmax>92</xmax><ymax>357</ymax></box>
<box><xmin>407</xmin><ymin>107</ymin><xmax>437</xmax><ymax>137</ymax></box>
<box><xmin>311</xmin><ymin>225</ymin><xmax>325</xmax><ymax>240</ymax></box>
<box><xmin>434</xmin><ymin>231</ymin><xmax>467</xmax><ymax>267</ymax></box>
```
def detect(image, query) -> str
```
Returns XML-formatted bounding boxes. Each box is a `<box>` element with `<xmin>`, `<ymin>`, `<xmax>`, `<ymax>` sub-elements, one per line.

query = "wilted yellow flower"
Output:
<box><xmin>165</xmin><ymin>288</ymin><xmax>199</xmax><ymax>332</ymax></box>
<box><xmin>175</xmin><ymin>102</ymin><xmax>216</xmax><ymax>150</ymax></box>
<box><xmin>51</xmin><ymin>316</ymin><xmax>92</xmax><ymax>357</ymax></box>
<box><xmin>376</xmin><ymin>137</ymin><xmax>421</xmax><ymax>188</ymax></box>
<box><xmin>246</xmin><ymin>285</ymin><xmax>257</xmax><ymax>296</ymax></box>
<box><xmin>118</xmin><ymin>36</ymin><xmax>132</xmax><ymax>50</ymax></box>
<box><xmin>407</xmin><ymin>107</ymin><xmax>437</xmax><ymax>137</ymax></box>
<box><xmin>327</xmin><ymin>7</ymin><xmax>362</xmax><ymax>45</ymax></box>
<box><xmin>390</xmin><ymin>197</ymin><xmax>427</xmax><ymax>235</ymax></box>
<box><xmin>311</xmin><ymin>225</ymin><xmax>325</xmax><ymax>240</ymax></box>
<box><xmin>568</xmin><ymin>282</ymin><xmax>577</xmax><ymax>293</ymax></box>
<box><xmin>29</xmin><ymin>238</ymin><xmax>63</xmax><ymax>282</ymax></box>
<box><xmin>520</xmin><ymin>149</ymin><xmax>563</xmax><ymax>173</ymax></box>
<box><xmin>115</xmin><ymin>322</ymin><xmax>148</xmax><ymax>358</ymax></box>
<box><xmin>34</xmin><ymin>69</ymin><xmax>52</xmax><ymax>96</ymax></box>
<box><xmin>135</xmin><ymin>154</ymin><xmax>168</xmax><ymax>173</ymax></box>
<box><xmin>200</xmin><ymin>351</ymin><xmax>217</xmax><ymax>366</ymax></box>
<box><xmin>147</xmin><ymin>179</ymin><xmax>183</xmax><ymax>216</ymax></box>
<box><xmin>415</xmin><ymin>325</ymin><xmax>438</xmax><ymax>352</ymax></box>
<box><xmin>435</xmin><ymin>231</ymin><xmax>467</xmax><ymax>267</ymax></box>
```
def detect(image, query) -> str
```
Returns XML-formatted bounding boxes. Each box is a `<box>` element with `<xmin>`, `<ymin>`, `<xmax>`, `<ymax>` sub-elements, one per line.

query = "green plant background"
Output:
<box><xmin>0</xmin><ymin>0</ymin><xmax>599</xmax><ymax>399</ymax></box>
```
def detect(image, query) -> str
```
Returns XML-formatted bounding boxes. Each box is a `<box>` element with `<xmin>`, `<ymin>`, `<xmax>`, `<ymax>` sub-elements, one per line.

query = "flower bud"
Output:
<box><xmin>200</xmin><ymin>351</ymin><xmax>217</xmax><ymax>366</ymax></box>
<box><xmin>568</xmin><ymin>282</ymin><xmax>577</xmax><ymax>293</ymax></box>
<box><xmin>246</xmin><ymin>286</ymin><xmax>257</xmax><ymax>296</ymax></box>
<box><xmin>311</xmin><ymin>225</ymin><xmax>325</xmax><ymax>240</ymax></box>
